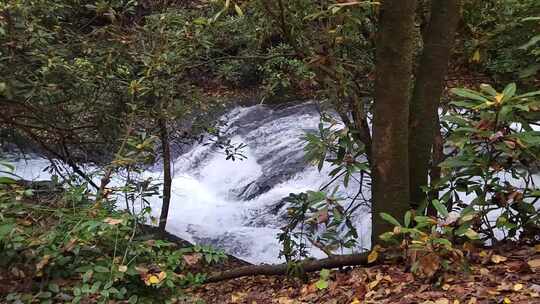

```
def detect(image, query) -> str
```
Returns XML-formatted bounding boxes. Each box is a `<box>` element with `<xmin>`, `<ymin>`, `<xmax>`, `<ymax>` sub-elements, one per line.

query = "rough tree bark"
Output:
<box><xmin>409</xmin><ymin>0</ymin><xmax>461</xmax><ymax>209</ymax></box>
<box><xmin>371</xmin><ymin>0</ymin><xmax>418</xmax><ymax>243</ymax></box>
<box><xmin>158</xmin><ymin>117</ymin><xmax>172</xmax><ymax>232</ymax></box>
<box><xmin>206</xmin><ymin>252</ymin><xmax>369</xmax><ymax>283</ymax></box>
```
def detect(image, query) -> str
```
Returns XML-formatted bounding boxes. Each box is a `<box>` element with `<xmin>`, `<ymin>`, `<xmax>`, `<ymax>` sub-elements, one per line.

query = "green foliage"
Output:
<box><xmin>378</xmin><ymin>202</ymin><xmax>478</xmax><ymax>278</ymax></box>
<box><xmin>258</xmin><ymin>44</ymin><xmax>314</xmax><ymax>101</ymax></box>
<box><xmin>277</xmin><ymin>111</ymin><xmax>370</xmax><ymax>260</ymax></box>
<box><xmin>462</xmin><ymin>0</ymin><xmax>540</xmax><ymax>82</ymax></box>
<box><xmin>278</xmin><ymin>189</ymin><xmax>359</xmax><ymax>262</ymax></box>
<box><xmin>314</xmin><ymin>268</ymin><xmax>330</xmax><ymax>290</ymax></box>
<box><xmin>0</xmin><ymin>174</ymin><xmax>224</xmax><ymax>303</ymax></box>
<box><xmin>438</xmin><ymin>83</ymin><xmax>540</xmax><ymax>243</ymax></box>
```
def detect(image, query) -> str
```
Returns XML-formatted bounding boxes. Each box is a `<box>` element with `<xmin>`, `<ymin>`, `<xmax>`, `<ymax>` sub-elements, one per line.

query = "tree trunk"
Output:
<box><xmin>408</xmin><ymin>0</ymin><xmax>461</xmax><ymax>209</ymax></box>
<box><xmin>158</xmin><ymin>117</ymin><xmax>172</xmax><ymax>232</ymax></box>
<box><xmin>206</xmin><ymin>252</ymin><xmax>370</xmax><ymax>283</ymax></box>
<box><xmin>371</xmin><ymin>0</ymin><xmax>418</xmax><ymax>244</ymax></box>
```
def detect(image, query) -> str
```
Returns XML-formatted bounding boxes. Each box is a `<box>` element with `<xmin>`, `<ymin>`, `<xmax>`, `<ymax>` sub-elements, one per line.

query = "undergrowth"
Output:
<box><xmin>0</xmin><ymin>177</ymin><xmax>225</xmax><ymax>304</ymax></box>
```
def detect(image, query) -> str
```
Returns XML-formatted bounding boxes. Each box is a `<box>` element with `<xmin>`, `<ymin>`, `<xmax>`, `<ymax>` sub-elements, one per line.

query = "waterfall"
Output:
<box><xmin>147</xmin><ymin>102</ymin><xmax>372</xmax><ymax>263</ymax></box>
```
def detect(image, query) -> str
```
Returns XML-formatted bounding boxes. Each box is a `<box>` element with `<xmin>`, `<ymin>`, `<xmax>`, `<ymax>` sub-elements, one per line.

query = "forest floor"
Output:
<box><xmin>191</xmin><ymin>244</ymin><xmax>540</xmax><ymax>304</ymax></box>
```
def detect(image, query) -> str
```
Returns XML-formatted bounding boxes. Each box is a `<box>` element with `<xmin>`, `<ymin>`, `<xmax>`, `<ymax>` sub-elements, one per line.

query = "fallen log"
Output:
<box><xmin>206</xmin><ymin>252</ymin><xmax>370</xmax><ymax>283</ymax></box>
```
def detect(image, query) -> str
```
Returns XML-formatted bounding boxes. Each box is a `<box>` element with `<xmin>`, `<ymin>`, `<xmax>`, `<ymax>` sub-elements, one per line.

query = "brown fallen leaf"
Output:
<box><xmin>35</xmin><ymin>254</ymin><xmax>51</xmax><ymax>276</ymax></box>
<box><xmin>505</xmin><ymin>260</ymin><xmax>530</xmax><ymax>273</ymax></box>
<box><xmin>418</xmin><ymin>253</ymin><xmax>441</xmax><ymax>278</ymax></box>
<box><xmin>277</xmin><ymin>297</ymin><xmax>297</xmax><ymax>304</ymax></box>
<box><xmin>183</xmin><ymin>253</ymin><xmax>202</xmax><ymax>266</ymax></box>
<box><xmin>491</xmin><ymin>254</ymin><xmax>507</xmax><ymax>264</ymax></box>
<box><xmin>231</xmin><ymin>292</ymin><xmax>247</xmax><ymax>303</ymax></box>
<box><xmin>103</xmin><ymin>217</ymin><xmax>123</xmax><ymax>225</ymax></box>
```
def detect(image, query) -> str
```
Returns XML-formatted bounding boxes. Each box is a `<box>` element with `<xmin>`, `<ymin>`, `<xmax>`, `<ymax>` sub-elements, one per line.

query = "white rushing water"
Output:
<box><xmin>9</xmin><ymin>102</ymin><xmax>372</xmax><ymax>264</ymax></box>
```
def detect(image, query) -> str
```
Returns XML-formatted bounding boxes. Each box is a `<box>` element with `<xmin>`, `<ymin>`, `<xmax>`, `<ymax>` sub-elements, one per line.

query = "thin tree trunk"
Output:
<box><xmin>409</xmin><ymin>0</ymin><xmax>461</xmax><ymax>209</ymax></box>
<box><xmin>158</xmin><ymin>117</ymin><xmax>172</xmax><ymax>232</ymax></box>
<box><xmin>429</xmin><ymin>117</ymin><xmax>445</xmax><ymax>214</ymax></box>
<box><xmin>371</xmin><ymin>0</ymin><xmax>417</xmax><ymax>244</ymax></box>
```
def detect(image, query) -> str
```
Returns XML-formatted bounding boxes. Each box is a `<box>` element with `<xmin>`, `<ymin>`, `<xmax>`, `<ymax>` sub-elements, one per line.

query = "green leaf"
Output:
<box><xmin>443</xmin><ymin>115</ymin><xmax>470</xmax><ymax>126</ymax></box>
<box><xmin>48</xmin><ymin>283</ymin><xmax>60</xmax><ymax>293</ymax></box>
<box><xmin>431</xmin><ymin>200</ymin><xmax>448</xmax><ymax>217</ymax></box>
<box><xmin>379</xmin><ymin>213</ymin><xmax>401</xmax><ymax>227</ymax></box>
<box><xmin>479</xmin><ymin>84</ymin><xmax>498</xmax><ymax>96</ymax></box>
<box><xmin>0</xmin><ymin>224</ymin><xmax>14</xmax><ymax>238</ymax></box>
<box><xmin>501</xmin><ymin>83</ymin><xmax>516</xmax><ymax>102</ymax></box>
<box><xmin>379</xmin><ymin>231</ymin><xmax>394</xmax><ymax>241</ymax></box>
<box><xmin>319</xmin><ymin>269</ymin><xmax>330</xmax><ymax>279</ymax></box>
<box><xmin>0</xmin><ymin>161</ymin><xmax>15</xmax><ymax>171</ymax></box>
<box><xmin>38</xmin><ymin>292</ymin><xmax>52</xmax><ymax>299</ymax></box>
<box><xmin>414</xmin><ymin>216</ymin><xmax>434</xmax><ymax>223</ymax></box>
<box><xmin>128</xmin><ymin>295</ymin><xmax>138</xmax><ymax>304</ymax></box>
<box><xmin>450</xmin><ymin>88</ymin><xmax>490</xmax><ymax>103</ymax></box>
<box><xmin>519</xmin><ymin>34</ymin><xmax>540</xmax><ymax>50</ymax></box>
<box><xmin>432</xmin><ymin>238</ymin><xmax>452</xmax><ymax>247</ymax></box>
<box><xmin>82</xmin><ymin>270</ymin><xmax>93</xmax><ymax>283</ymax></box>
<box><xmin>315</xmin><ymin>279</ymin><xmax>329</xmax><ymax>290</ymax></box>
<box><xmin>522</xmin><ymin>16</ymin><xmax>540</xmax><ymax>22</ymax></box>
<box><xmin>519</xmin><ymin>64</ymin><xmax>540</xmax><ymax>79</ymax></box>
<box><xmin>0</xmin><ymin>176</ymin><xmax>17</xmax><ymax>184</ymax></box>
<box><xmin>464</xmin><ymin>228</ymin><xmax>479</xmax><ymax>240</ymax></box>
<box><xmin>307</xmin><ymin>191</ymin><xmax>326</xmax><ymax>204</ymax></box>
<box><xmin>455</xmin><ymin>223</ymin><xmax>471</xmax><ymax>236</ymax></box>
<box><xmin>516</xmin><ymin>90</ymin><xmax>540</xmax><ymax>98</ymax></box>
<box><xmin>404</xmin><ymin>211</ymin><xmax>411</xmax><ymax>228</ymax></box>
<box><xmin>94</xmin><ymin>265</ymin><xmax>109</xmax><ymax>273</ymax></box>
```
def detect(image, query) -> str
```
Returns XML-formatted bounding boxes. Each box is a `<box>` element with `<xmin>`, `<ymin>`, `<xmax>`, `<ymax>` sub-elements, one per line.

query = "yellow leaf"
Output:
<box><xmin>471</xmin><ymin>49</ymin><xmax>481</xmax><ymax>63</ymax></box>
<box><xmin>491</xmin><ymin>254</ymin><xmax>507</xmax><ymax>264</ymax></box>
<box><xmin>513</xmin><ymin>283</ymin><xmax>523</xmax><ymax>291</ymax></box>
<box><xmin>368</xmin><ymin>277</ymin><xmax>381</xmax><ymax>290</ymax></box>
<box><xmin>503</xmin><ymin>297</ymin><xmax>511</xmax><ymax>304</ymax></box>
<box><xmin>36</xmin><ymin>254</ymin><xmax>51</xmax><ymax>276</ymax></box>
<box><xmin>277</xmin><ymin>297</ymin><xmax>297</xmax><ymax>304</ymax></box>
<box><xmin>118</xmin><ymin>265</ymin><xmax>127</xmax><ymax>273</ymax></box>
<box><xmin>147</xmin><ymin>275</ymin><xmax>160</xmax><ymax>285</ymax></box>
<box><xmin>234</xmin><ymin>3</ymin><xmax>244</xmax><ymax>16</ymax></box>
<box><xmin>350</xmin><ymin>298</ymin><xmax>361</xmax><ymax>304</ymax></box>
<box><xmin>528</xmin><ymin>259</ymin><xmax>540</xmax><ymax>268</ymax></box>
<box><xmin>231</xmin><ymin>292</ymin><xmax>247</xmax><ymax>303</ymax></box>
<box><xmin>367</xmin><ymin>250</ymin><xmax>378</xmax><ymax>264</ymax></box>
<box><xmin>495</xmin><ymin>93</ymin><xmax>504</xmax><ymax>104</ymax></box>
<box><xmin>464</xmin><ymin>228</ymin><xmax>478</xmax><ymax>239</ymax></box>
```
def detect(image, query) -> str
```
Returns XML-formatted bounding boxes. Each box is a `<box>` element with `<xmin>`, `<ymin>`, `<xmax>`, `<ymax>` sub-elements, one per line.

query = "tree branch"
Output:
<box><xmin>205</xmin><ymin>252</ymin><xmax>370</xmax><ymax>283</ymax></box>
